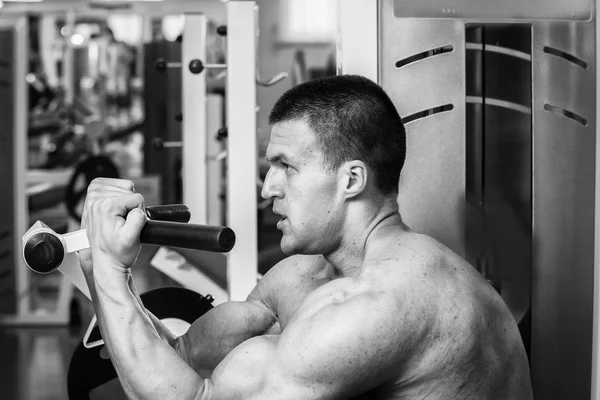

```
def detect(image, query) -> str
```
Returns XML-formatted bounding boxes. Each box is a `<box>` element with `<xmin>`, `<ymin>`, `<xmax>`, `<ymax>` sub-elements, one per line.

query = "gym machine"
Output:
<box><xmin>21</xmin><ymin>205</ymin><xmax>235</xmax><ymax>300</ymax></box>
<box><xmin>147</xmin><ymin>1</ymin><xmax>287</xmax><ymax>304</ymax></box>
<box><xmin>21</xmin><ymin>204</ymin><xmax>234</xmax><ymax>399</ymax></box>
<box><xmin>338</xmin><ymin>0</ymin><xmax>598</xmax><ymax>398</ymax></box>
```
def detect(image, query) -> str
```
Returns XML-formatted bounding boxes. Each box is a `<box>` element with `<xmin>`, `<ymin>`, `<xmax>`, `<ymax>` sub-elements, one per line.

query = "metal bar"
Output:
<box><xmin>466</xmin><ymin>95</ymin><xmax>532</xmax><ymax>114</ymax></box>
<box><xmin>63</xmin><ymin>10</ymin><xmax>75</xmax><ymax>105</ymax></box>
<box><xmin>226</xmin><ymin>1</ymin><xmax>258</xmax><ymax>301</ymax></box>
<box><xmin>58</xmin><ymin>254</ymin><xmax>90</xmax><ymax>300</ymax></box>
<box><xmin>593</xmin><ymin>5</ymin><xmax>600</xmax><ymax>397</ymax></box>
<box><xmin>466</xmin><ymin>42</ymin><xmax>532</xmax><ymax>61</ymax></box>
<box><xmin>206</xmin><ymin>94</ymin><xmax>224</xmax><ymax>226</ymax></box>
<box><xmin>182</xmin><ymin>13</ymin><xmax>208</xmax><ymax>224</ymax></box>
<box><xmin>0</xmin><ymin>19</ymin><xmax>19</xmax><ymax>317</ymax></box>
<box><xmin>13</xmin><ymin>16</ymin><xmax>28</xmax><ymax>317</ymax></box>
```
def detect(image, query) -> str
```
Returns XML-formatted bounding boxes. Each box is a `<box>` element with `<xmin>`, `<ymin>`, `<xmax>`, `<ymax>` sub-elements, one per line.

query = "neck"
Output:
<box><xmin>323</xmin><ymin>197</ymin><xmax>402</xmax><ymax>277</ymax></box>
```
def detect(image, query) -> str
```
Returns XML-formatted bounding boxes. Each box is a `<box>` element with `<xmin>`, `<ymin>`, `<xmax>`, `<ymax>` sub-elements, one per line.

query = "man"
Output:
<box><xmin>80</xmin><ymin>75</ymin><xmax>533</xmax><ymax>399</ymax></box>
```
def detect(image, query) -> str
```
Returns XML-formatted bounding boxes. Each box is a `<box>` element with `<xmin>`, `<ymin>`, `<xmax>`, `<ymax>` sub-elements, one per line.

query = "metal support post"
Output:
<box><xmin>226</xmin><ymin>1</ymin><xmax>259</xmax><ymax>301</ymax></box>
<box><xmin>182</xmin><ymin>13</ymin><xmax>208</xmax><ymax>224</ymax></box>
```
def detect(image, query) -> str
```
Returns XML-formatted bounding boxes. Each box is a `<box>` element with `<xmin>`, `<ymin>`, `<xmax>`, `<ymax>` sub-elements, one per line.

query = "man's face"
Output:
<box><xmin>262</xmin><ymin>120</ymin><xmax>344</xmax><ymax>255</ymax></box>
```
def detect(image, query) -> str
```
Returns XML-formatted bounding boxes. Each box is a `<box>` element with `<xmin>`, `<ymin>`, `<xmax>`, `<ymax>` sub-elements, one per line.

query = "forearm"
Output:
<box><xmin>127</xmin><ymin>277</ymin><xmax>179</xmax><ymax>345</ymax></box>
<box><xmin>82</xmin><ymin>263</ymin><xmax>178</xmax><ymax>345</ymax></box>
<box><xmin>91</xmin><ymin>265</ymin><xmax>204</xmax><ymax>400</ymax></box>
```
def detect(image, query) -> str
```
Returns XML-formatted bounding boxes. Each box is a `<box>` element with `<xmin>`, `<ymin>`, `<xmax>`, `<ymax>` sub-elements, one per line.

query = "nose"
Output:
<box><xmin>261</xmin><ymin>167</ymin><xmax>284</xmax><ymax>200</ymax></box>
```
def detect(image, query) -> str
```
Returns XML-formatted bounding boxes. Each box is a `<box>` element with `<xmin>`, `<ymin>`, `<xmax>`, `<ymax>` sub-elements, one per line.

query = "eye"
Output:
<box><xmin>283</xmin><ymin>163</ymin><xmax>296</xmax><ymax>173</ymax></box>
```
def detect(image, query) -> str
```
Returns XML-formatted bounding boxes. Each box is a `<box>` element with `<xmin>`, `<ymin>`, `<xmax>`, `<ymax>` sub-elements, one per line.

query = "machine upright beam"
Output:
<box><xmin>593</xmin><ymin>6</ymin><xmax>600</xmax><ymax>396</ymax></box>
<box><xmin>182</xmin><ymin>13</ymin><xmax>208</xmax><ymax>224</ymax></box>
<box><xmin>226</xmin><ymin>1</ymin><xmax>258</xmax><ymax>301</ymax></box>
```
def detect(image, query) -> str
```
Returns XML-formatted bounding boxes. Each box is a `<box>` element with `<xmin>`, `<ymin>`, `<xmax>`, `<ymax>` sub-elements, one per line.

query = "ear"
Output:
<box><xmin>341</xmin><ymin>160</ymin><xmax>367</xmax><ymax>199</ymax></box>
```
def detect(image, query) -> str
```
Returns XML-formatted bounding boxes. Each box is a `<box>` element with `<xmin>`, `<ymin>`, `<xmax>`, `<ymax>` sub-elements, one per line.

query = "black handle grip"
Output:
<box><xmin>145</xmin><ymin>205</ymin><xmax>191</xmax><ymax>223</ymax></box>
<box><xmin>140</xmin><ymin>221</ymin><xmax>235</xmax><ymax>253</ymax></box>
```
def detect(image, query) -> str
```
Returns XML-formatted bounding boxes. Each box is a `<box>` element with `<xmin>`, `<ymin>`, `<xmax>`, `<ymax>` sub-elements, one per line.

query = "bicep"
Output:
<box><xmin>177</xmin><ymin>299</ymin><xmax>279</xmax><ymax>373</ymax></box>
<box><xmin>206</xmin><ymin>294</ymin><xmax>405</xmax><ymax>400</ymax></box>
<box><xmin>177</xmin><ymin>263</ymin><xmax>288</xmax><ymax>373</ymax></box>
<box><xmin>208</xmin><ymin>335</ymin><xmax>320</xmax><ymax>400</ymax></box>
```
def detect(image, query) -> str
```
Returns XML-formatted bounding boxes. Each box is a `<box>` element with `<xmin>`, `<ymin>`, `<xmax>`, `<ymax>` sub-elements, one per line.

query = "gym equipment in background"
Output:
<box><xmin>146</xmin><ymin>3</ymin><xmax>288</xmax><ymax>305</ymax></box>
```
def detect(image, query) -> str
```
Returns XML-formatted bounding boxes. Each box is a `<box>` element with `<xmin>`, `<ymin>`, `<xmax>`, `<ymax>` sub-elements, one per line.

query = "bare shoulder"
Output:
<box><xmin>369</xmin><ymin>230</ymin><xmax>519</xmax><ymax>343</ymax></box>
<box><xmin>367</xmin><ymin>230</ymin><xmax>499</xmax><ymax>303</ymax></box>
<box><xmin>365</xmin><ymin>231</ymin><xmax>533</xmax><ymax>398</ymax></box>
<box><xmin>249</xmin><ymin>255</ymin><xmax>326</xmax><ymax>297</ymax></box>
<box><xmin>280</xmin><ymin>278</ymin><xmax>417</xmax><ymax>393</ymax></box>
<box><xmin>247</xmin><ymin>254</ymin><xmax>330</xmax><ymax>322</ymax></box>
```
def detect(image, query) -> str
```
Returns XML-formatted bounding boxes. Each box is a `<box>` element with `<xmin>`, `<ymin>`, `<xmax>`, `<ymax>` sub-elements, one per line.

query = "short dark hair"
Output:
<box><xmin>269</xmin><ymin>74</ymin><xmax>406</xmax><ymax>195</ymax></box>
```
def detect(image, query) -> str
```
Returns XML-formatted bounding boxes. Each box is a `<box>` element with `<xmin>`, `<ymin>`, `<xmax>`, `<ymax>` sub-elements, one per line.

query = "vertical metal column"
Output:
<box><xmin>63</xmin><ymin>10</ymin><xmax>75</xmax><ymax>105</ymax></box>
<box><xmin>206</xmin><ymin>94</ymin><xmax>224</xmax><ymax>227</ymax></box>
<box><xmin>594</xmin><ymin>6</ymin><xmax>600</xmax><ymax>397</ymax></box>
<box><xmin>0</xmin><ymin>16</ymin><xmax>28</xmax><ymax>319</ymax></box>
<box><xmin>0</xmin><ymin>22</ymin><xmax>17</xmax><ymax>316</ymax></box>
<box><xmin>182</xmin><ymin>14</ymin><xmax>208</xmax><ymax>224</ymax></box>
<box><xmin>531</xmin><ymin>21</ymin><xmax>596</xmax><ymax>400</ymax></box>
<box><xmin>13</xmin><ymin>16</ymin><xmax>27</xmax><ymax>319</ymax></box>
<box><xmin>226</xmin><ymin>1</ymin><xmax>258</xmax><ymax>301</ymax></box>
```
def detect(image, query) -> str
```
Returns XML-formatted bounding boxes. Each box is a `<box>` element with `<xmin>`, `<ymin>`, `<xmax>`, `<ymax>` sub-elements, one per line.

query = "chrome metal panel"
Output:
<box><xmin>532</xmin><ymin>20</ymin><xmax>596</xmax><ymax>400</ymax></box>
<box><xmin>380</xmin><ymin>0</ymin><xmax>466</xmax><ymax>256</ymax></box>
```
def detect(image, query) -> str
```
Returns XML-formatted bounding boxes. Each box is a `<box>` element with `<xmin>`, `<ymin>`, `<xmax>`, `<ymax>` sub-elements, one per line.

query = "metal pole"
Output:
<box><xmin>226</xmin><ymin>1</ymin><xmax>258</xmax><ymax>301</ymax></box>
<box><xmin>182</xmin><ymin>13</ymin><xmax>208</xmax><ymax>224</ymax></box>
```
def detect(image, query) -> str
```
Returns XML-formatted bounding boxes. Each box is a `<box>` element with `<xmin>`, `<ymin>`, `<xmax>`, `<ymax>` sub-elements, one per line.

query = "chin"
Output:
<box><xmin>279</xmin><ymin>235</ymin><xmax>308</xmax><ymax>256</ymax></box>
<box><xmin>279</xmin><ymin>241</ymin><xmax>298</xmax><ymax>256</ymax></box>
<box><xmin>280</xmin><ymin>238</ymin><xmax>324</xmax><ymax>256</ymax></box>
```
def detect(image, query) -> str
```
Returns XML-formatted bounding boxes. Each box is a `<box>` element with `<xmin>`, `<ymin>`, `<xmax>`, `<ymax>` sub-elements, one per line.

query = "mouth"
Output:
<box><xmin>276</xmin><ymin>216</ymin><xmax>287</xmax><ymax>228</ymax></box>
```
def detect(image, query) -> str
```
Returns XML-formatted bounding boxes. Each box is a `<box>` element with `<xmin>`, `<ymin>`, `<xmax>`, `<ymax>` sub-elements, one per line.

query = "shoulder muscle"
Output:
<box><xmin>207</xmin><ymin>286</ymin><xmax>415</xmax><ymax>399</ymax></box>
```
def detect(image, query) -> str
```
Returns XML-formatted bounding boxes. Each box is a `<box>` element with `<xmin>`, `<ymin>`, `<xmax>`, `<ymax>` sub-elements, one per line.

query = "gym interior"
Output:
<box><xmin>1</xmin><ymin>0</ymin><xmax>600</xmax><ymax>399</ymax></box>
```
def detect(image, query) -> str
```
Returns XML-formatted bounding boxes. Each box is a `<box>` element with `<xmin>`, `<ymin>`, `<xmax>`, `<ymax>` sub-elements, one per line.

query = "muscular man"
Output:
<box><xmin>80</xmin><ymin>75</ymin><xmax>533</xmax><ymax>399</ymax></box>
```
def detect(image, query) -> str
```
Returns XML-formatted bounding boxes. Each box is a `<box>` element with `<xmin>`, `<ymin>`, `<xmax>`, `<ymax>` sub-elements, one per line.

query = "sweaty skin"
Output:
<box><xmin>81</xmin><ymin>120</ymin><xmax>533</xmax><ymax>400</ymax></box>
